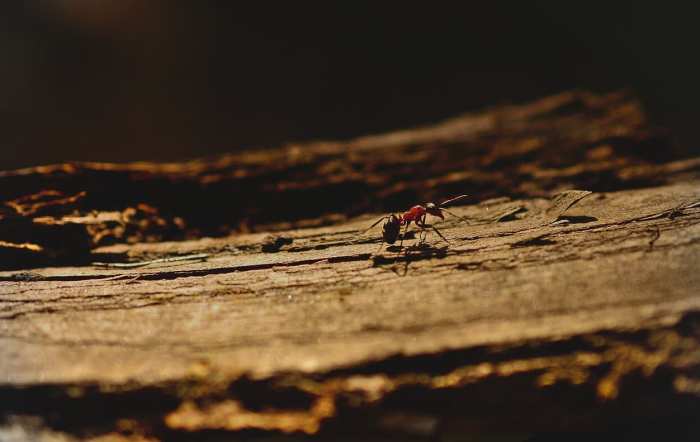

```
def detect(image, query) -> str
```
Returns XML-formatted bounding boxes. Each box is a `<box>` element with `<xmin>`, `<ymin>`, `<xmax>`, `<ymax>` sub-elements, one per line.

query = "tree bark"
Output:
<box><xmin>1</xmin><ymin>91</ymin><xmax>699</xmax><ymax>441</ymax></box>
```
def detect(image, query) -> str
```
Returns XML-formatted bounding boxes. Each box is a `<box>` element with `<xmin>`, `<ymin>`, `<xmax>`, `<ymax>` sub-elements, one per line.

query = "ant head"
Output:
<box><xmin>425</xmin><ymin>202</ymin><xmax>444</xmax><ymax>219</ymax></box>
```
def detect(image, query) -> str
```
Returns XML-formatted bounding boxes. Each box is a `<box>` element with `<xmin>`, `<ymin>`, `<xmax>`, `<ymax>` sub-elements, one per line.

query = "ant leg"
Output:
<box><xmin>417</xmin><ymin>220</ymin><xmax>450</xmax><ymax>245</ymax></box>
<box><xmin>415</xmin><ymin>214</ymin><xmax>426</xmax><ymax>244</ymax></box>
<box><xmin>398</xmin><ymin>222</ymin><xmax>410</xmax><ymax>250</ymax></box>
<box><xmin>416</xmin><ymin>216</ymin><xmax>429</xmax><ymax>244</ymax></box>
<box><xmin>393</xmin><ymin>223</ymin><xmax>410</xmax><ymax>266</ymax></box>
<box><xmin>361</xmin><ymin>216</ymin><xmax>390</xmax><ymax>235</ymax></box>
<box><xmin>440</xmin><ymin>208</ymin><xmax>469</xmax><ymax>223</ymax></box>
<box><xmin>375</xmin><ymin>240</ymin><xmax>386</xmax><ymax>255</ymax></box>
<box><xmin>431</xmin><ymin>225</ymin><xmax>450</xmax><ymax>244</ymax></box>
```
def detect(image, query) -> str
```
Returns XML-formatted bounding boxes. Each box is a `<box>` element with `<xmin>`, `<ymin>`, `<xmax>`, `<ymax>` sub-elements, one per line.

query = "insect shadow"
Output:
<box><xmin>372</xmin><ymin>242</ymin><xmax>448</xmax><ymax>276</ymax></box>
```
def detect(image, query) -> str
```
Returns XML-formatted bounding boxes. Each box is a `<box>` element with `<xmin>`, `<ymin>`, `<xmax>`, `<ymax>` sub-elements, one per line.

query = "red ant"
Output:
<box><xmin>362</xmin><ymin>195</ymin><xmax>468</xmax><ymax>249</ymax></box>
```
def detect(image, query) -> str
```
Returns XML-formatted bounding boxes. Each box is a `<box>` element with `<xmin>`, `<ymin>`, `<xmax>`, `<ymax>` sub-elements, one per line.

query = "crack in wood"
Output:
<box><xmin>2</xmin><ymin>312</ymin><xmax>697</xmax><ymax>439</ymax></box>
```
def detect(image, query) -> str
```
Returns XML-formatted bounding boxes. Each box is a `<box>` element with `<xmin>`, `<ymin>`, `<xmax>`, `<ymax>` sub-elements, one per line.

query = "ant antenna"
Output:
<box><xmin>438</xmin><ymin>195</ymin><xmax>469</xmax><ymax>223</ymax></box>
<box><xmin>439</xmin><ymin>194</ymin><xmax>468</xmax><ymax>207</ymax></box>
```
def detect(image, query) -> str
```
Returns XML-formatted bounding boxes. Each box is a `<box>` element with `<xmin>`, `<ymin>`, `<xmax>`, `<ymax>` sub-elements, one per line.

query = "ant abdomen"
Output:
<box><xmin>382</xmin><ymin>214</ymin><xmax>401</xmax><ymax>244</ymax></box>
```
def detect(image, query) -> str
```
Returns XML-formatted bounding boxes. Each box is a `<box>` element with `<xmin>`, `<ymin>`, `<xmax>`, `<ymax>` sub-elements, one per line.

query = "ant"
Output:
<box><xmin>362</xmin><ymin>195</ymin><xmax>468</xmax><ymax>250</ymax></box>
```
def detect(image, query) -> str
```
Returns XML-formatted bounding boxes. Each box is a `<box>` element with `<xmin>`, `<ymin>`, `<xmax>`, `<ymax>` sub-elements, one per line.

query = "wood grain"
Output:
<box><xmin>1</xmin><ymin>91</ymin><xmax>699</xmax><ymax>441</ymax></box>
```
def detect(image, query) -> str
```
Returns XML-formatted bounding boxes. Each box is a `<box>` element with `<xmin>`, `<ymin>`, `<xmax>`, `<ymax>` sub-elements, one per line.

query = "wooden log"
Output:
<box><xmin>0</xmin><ymin>91</ymin><xmax>699</xmax><ymax>441</ymax></box>
<box><xmin>2</xmin><ymin>90</ymin><xmax>699</xmax><ymax>269</ymax></box>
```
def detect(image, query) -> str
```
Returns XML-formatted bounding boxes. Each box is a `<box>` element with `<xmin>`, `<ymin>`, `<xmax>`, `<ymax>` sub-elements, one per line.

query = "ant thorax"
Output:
<box><xmin>403</xmin><ymin>205</ymin><xmax>426</xmax><ymax>222</ymax></box>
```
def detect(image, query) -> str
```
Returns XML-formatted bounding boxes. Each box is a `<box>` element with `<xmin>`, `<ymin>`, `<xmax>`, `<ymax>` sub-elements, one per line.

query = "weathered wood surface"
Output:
<box><xmin>1</xmin><ymin>91</ymin><xmax>699</xmax><ymax>441</ymax></box>
<box><xmin>1</xmin><ymin>91</ymin><xmax>698</xmax><ymax>269</ymax></box>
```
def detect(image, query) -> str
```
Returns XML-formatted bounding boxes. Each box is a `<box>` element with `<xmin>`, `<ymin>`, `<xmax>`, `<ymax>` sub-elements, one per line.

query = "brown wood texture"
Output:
<box><xmin>1</xmin><ymin>91</ymin><xmax>699</xmax><ymax>441</ymax></box>
<box><xmin>1</xmin><ymin>90</ymin><xmax>698</xmax><ymax>269</ymax></box>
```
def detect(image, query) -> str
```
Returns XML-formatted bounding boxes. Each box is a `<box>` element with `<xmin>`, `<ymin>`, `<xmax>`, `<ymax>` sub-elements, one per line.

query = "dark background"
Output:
<box><xmin>1</xmin><ymin>1</ymin><xmax>698</xmax><ymax>171</ymax></box>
